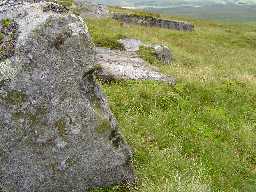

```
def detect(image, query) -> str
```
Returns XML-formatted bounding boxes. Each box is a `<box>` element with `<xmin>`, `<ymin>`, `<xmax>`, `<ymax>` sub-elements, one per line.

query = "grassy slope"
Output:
<box><xmin>86</xmin><ymin>8</ymin><xmax>256</xmax><ymax>192</ymax></box>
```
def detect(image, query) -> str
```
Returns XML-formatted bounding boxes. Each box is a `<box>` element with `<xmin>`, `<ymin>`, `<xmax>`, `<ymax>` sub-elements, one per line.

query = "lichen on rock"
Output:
<box><xmin>0</xmin><ymin>2</ymin><xmax>134</xmax><ymax>191</ymax></box>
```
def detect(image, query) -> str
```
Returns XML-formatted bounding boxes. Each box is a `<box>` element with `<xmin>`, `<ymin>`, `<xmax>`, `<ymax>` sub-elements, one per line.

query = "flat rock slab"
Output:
<box><xmin>0</xmin><ymin>2</ymin><xmax>134</xmax><ymax>191</ymax></box>
<box><xmin>96</xmin><ymin>47</ymin><xmax>176</xmax><ymax>84</ymax></box>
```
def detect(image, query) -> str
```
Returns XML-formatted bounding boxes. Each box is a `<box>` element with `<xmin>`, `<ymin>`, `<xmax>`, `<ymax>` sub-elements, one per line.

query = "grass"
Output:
<box><xmin>1</xmin><ymin>18</ymin><xmax>12</xmax><ymax>28</ymax></box>
<box><xmin>137</xmin><ymin>46</ymin><xmax>162</xmax><ymax>66</ymax></box>
<box><xmin>86</xmin><ymin>22</ymin><xmax>126</xmax><ymax>50</ymax></box>
<box><xmin>86</xmin><ymin>8</ymin><xmax>256</xmax><ymax>191</ymax></box>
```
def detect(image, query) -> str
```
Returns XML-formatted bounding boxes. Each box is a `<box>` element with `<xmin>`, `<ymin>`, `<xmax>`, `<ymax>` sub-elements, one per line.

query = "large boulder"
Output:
<box><xmin>96</xmin><ymin>47</ymin><xmax>176</xmax><ymax>84</ymax></box>
<box><xmin>0</xmin><ymin>2</ymin><xmax>134</xmax><ymax>191</ymax></box>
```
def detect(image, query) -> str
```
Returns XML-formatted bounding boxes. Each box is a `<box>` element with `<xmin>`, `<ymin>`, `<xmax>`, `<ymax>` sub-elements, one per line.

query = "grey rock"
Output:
<box><xmin>152</xmin><ymin>44</ymin><xmax>172</xmax><ymax>64</ymax></box>
<box><xmin>74</xmin><ymin>0</ymin><xmax>109</xmax><ymax>18</ymax></box>
<box><xmin>0</xmin><ymin>2</ymin><xmax>134</xmax><ymax>192</ymax></box>
<box><xmin>117</xmin><ymin>38</ymin><xmax>172</xmax><ymax>64</ymax></box>
<box><xmin>112</xmin><ymin>13</ymin><xmax>194</xmax><ymax>32</ymax></box>
<box><xmin>118</xmin><ymin>38</ymin><xmax>143</xmax><ymax>52</ymax></box>
<box><xmin>95</xmin><ymin>47</ymin><xmax>176</xmax><ymax>84</ymax></box>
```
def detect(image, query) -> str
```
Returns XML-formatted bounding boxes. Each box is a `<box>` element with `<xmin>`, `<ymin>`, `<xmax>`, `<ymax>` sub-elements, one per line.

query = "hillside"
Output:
<box><xmin>96</xmin><ymin>0</ymin><xmax>256</xmax><ymax>6</ymax></box>
<box><xmin>1</xmin><ymin>1</ymin><xmax>256</xmax><ymax>191</ymax></box>
<box><xmin>86</xmin><ymin>6</ymin><xmax>256</xmax><ymax>192</ymax></box>
<box><xmin>93</xmin><ymin>0</ymin><xmax>256</xmax><ymax>22</ymax></box>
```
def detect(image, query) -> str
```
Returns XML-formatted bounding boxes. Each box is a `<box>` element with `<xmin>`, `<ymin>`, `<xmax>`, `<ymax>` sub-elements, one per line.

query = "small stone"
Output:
<box><xmin>152</xmin><ymin>44</ymin><xmax>172</xmax><ymax>64</ymax></box>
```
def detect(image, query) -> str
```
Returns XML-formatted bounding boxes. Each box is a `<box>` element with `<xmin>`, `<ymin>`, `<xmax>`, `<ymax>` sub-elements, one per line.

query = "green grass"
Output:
<box><xmin>86</xmin><ymin>8</ymin><xmax>256</xmax><ymax>192</ymax></box>
<box><xmin>137</xmin><ymin>46</ymin><xmax>162</xmax><ymax>66</ymax></box>
<box><xmin>1</xmin><ymin>18</ymin><xmax>12</xmax><ymax>28</ymax></box>
<box><xmin>87</xmin><ymin>22</ymin><xmax>126</xmax><ymax>50</ymax></box>
<box><xmin>50</xmin><ymin>0</ymin><xmax>74</xmax><ymax>8</ymax></box>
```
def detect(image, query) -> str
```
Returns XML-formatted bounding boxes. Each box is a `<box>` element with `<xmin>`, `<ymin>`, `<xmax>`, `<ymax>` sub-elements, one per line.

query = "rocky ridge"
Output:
<box><xmin>113</xmin><ymin>13</ymin><xmax>194</xmax><ymax>32</ymax></box>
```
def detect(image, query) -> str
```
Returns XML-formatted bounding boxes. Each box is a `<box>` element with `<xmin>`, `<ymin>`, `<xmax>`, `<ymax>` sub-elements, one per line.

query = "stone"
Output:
<box><xmin>95</xmin><ymin>3</ymin><xmax>109</xmax><ymax>17</ymax></box>
<box><xmin>112</xmin><ymin>13</ymin><xmax>194</xmax><ymax>32</ymax></box>
<box><xmin>0</xmin><ymin>2</ymin><xmax>134</xmax><ymax>192</ymax></box>
<box><xmin>152</xmin><ymin>44</ymin><xmax>172</xmax><ymax>64</ymax></box>
<box><xmin>95</xmin><ymin>47</ymin><xmax>176</xmax><ymax>84</ymax></box>
<box><xmin>118</xmin><ymin>38</ymin><xmax>143</xmax><ymax>52</ymax></box>
<box><xmin>74</xmin><ymin>0</ymin><xmax>109</xmax><ymax>18</ymax></box>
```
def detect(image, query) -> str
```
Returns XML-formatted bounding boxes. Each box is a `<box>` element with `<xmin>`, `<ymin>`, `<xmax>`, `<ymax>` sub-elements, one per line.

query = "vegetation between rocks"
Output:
<box><xmin>137</xmin><ymin>46</ymin><xmax>162</xmax><ymax>66</ymax></box>
<box><xmin>87</xmin><ymin>22</ymin><xmax>126</xmax><ymax>50</ymax></box>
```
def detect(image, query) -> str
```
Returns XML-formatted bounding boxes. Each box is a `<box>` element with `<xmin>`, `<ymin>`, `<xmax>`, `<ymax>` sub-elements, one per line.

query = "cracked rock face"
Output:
<box><xmin>0</xmin><ymin>2</ymin><xmax>134</xmax><ymax>191</ymax></box>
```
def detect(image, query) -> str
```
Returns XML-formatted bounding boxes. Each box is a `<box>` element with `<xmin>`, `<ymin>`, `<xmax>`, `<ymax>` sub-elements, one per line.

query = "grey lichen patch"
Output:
<box><xmin>55</xmin><ymin>118</ymin><xmax>68</xmax><ymax>137</ymax></box>
<box><xmin>0</xmin><ymin>59</ymin><xmax>19</xmax><ymax>82</ymax></box>
<box><xmin>0</xmin><ymin>18</ymin><xmax>18</xmax><ymax>61</ymax></box>
<box><xmin>4</xmin><ymin>90</ymin><xmax>27</xmax><ymax>105</ymax></box>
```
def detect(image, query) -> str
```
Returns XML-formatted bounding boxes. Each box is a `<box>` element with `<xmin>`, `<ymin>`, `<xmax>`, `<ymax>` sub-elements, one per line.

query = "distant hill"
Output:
<box><xmin>95</xmin><ymin>0</ymin><xmax>256</xmax><ymax>22</ymax></box>
<box><xmin>96</xmin><ymin>0</ymin><xmax>256</xmax><ymax>7</ymax></box>
<box><xmin>148</xmin><ymin>4</ymin><xmax>256</xmax><ymax>22</ymax></box>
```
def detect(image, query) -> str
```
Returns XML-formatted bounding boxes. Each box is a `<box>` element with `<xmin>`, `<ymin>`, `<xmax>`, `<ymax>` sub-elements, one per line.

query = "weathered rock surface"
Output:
<box><xmin>0</xmin><ymin>2</ymin><xmax>134</xmax><ymax>191</ymax></box>
<box><xmin>117</xmin><ymin>39</ymin><xmax>172</xmax><ymax>64</ymax></box>
<box><xmin>74</xmin><ymin>0</ymin><xmax>109</xmax><ymax>18</ymax></box>
<box><xmin>118</xmin><ymin>38</ymin><xmax>143</xmax><ymax>52</ymax></box>
<box><xmin>152</xmin><ymin>44</ymin><xmax>172</xmax><ymax>64</ymax></box>
<box><xmin>96</xmin><ymin>47</ymin><xmax>176</xmax><ymax>84</ymax></box>
<box><xmin>113</xmin><ymin>13</ymin><xmax>194</xmax><ymax>32</ymax></box>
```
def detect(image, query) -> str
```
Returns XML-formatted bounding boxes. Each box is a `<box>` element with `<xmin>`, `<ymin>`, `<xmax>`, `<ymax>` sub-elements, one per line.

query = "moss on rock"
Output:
<box><xmin>4</xmin><ymin>90</ymin><xmax>26</xmax><ymax>105</ymax></box>
<box><xmin>55</xmin><ymin>118</ymin><xmax>67</xmax><ymax>137</ymax></box>
<box><xmin>96</xmin><ymin>118</ymin><xmax>112</xmax><ymax>134</ymax></box>
<box><xmin>137</xmin><ymin>46</ymin><xmax>161</xmax><ymax>66</ymax></box>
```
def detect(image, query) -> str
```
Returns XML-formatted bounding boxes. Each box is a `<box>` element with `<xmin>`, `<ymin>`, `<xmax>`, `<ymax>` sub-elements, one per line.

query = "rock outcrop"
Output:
<box><xmin>74</xmin><ymin>0</ymin><xmax>109</xmax><ymax>18</ymax></box>
<box><xmin>96</xmin><ymin>47</ymin><xmax>176</xmax><ymax>84</ymax></box>
<box><xmin>151</xmin><ymin>44</ymin><xmax>172</xmax><ymax>64</ymax></box>
<box><xmin>113</xmin><ymin>13</ymin><xmax>194</xmax><ymax>32</ymax></box>
<box><xmin>118</xmin><ymin>38</ymin><xmax>143</xmax><ymax>52</ymax></box>
<box><xmin>117</xmin><ymin>39</ymin><xmax>172</xmax><ymax>64</ymax></box>
<box><xmin>0</xmin><ymin>2</ymin><xmax>134</xmax><ymax>191</ymax></box>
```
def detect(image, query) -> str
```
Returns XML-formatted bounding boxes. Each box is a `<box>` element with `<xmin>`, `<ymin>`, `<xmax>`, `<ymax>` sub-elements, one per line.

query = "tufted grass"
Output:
<box><xmin>87</xmin><ymin>8</ymin><xmax>256</xmax><ymax>192</ymax></box>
